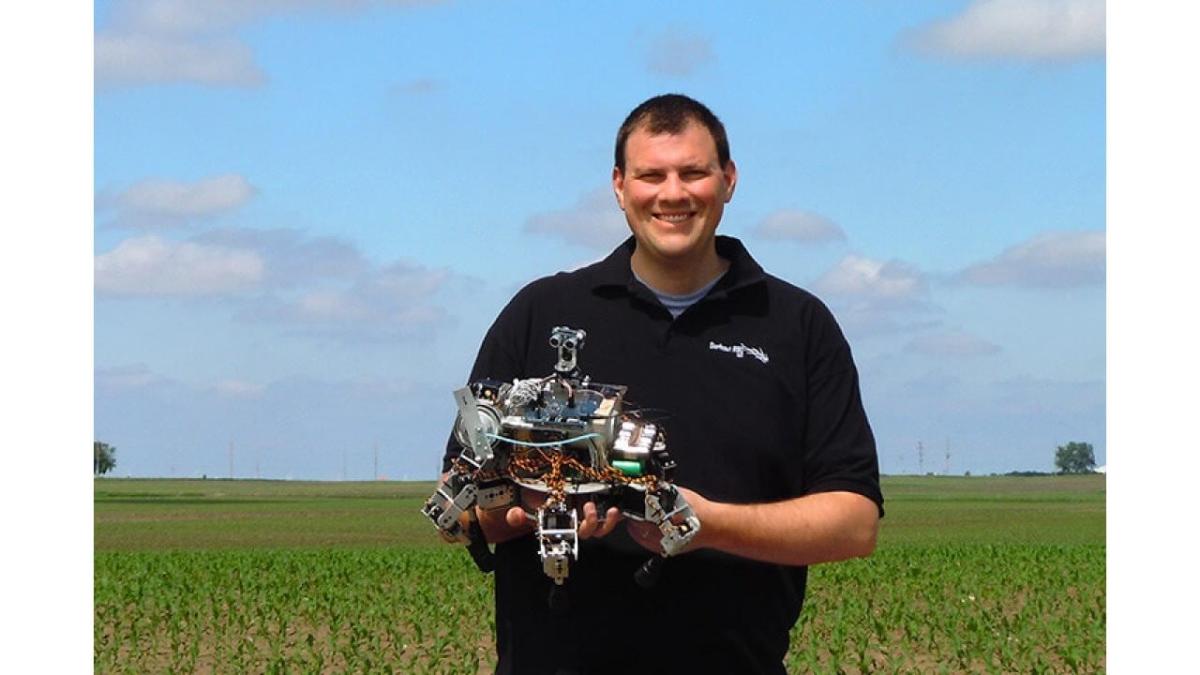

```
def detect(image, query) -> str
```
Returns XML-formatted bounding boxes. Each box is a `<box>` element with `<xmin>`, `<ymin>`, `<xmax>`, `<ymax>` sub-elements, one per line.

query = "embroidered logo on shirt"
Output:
<box><xmin>709</xmin><ymin>341</ymin><xmax>770</xmax><ymax>364</ymax></box>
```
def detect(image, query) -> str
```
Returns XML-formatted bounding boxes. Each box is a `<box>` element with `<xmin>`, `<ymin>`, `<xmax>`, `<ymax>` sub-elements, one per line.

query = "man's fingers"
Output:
<box><xmin>578</xmin><ymin>501</ymin><xmax>599</xmax><ymax>538</ymax></box>
<box><xmin>493</xmin><ymin>500</ymin><xmax>623</xmax><ymax>540</ymax></box>
<box><xmin>596</xmin><ymin>507</ymin><xmax>622</xmax><ymax>537</ymax></box>
<box><xmin>505</xmin><ymin>506</ymin><xmax>528</xmax><ymax>529</ymax></box>
<box><xmin>581</xmin><ymin>504</ymin><xmax>622</xmax><ymax>539</ymax></box>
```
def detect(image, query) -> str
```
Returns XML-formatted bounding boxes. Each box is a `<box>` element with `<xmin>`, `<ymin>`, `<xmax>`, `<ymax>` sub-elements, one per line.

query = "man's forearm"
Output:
<box><xmin>688</xmin><ymin>489</ymin><xmax>879</xmax><ymax>567</ymax></box>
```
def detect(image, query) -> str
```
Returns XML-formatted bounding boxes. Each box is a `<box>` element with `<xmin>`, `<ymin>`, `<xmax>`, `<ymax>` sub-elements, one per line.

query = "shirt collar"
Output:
<box><xmin>587</xmin><ymin>235</ymin><xmax>768</xmax><ymax>299</ymax></box>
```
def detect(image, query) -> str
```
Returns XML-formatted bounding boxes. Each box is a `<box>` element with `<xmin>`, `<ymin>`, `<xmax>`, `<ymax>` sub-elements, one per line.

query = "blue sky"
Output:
<box><xmin>94</xmin><ymin>0</ymin><xmax>1106</xmax><ymax>479</ymax></box>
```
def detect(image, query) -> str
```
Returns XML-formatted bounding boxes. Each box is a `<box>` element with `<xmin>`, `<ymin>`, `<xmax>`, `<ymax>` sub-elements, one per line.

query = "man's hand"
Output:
<box><xmin>473</xmin><ymin>500</ymin><xmax>535</xmax><ymax>544</ymax></box>
<box><xmin>626</xmin><ymin>486</ymin><xmax>708</xmax><ymax>554</ymax></box>
<box><xmin>467</xmin><ymin>488</ymin><xmax>622</xmax><ymax>544</ymax></box>
<box><xmin>577</xmin><ymin>501</ymin><xmax>622</xmax><ymax>539</ymax></box>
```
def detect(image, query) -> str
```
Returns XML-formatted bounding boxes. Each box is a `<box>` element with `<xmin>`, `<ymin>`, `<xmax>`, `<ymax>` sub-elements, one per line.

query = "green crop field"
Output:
<box><xmin>95</xmin><ymin>475</ymin><xmax>1105</xmax><ymax>673</ymax></box>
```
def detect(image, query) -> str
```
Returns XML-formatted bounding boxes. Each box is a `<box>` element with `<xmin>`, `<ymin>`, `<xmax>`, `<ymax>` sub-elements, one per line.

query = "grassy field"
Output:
<box><xmin>95</xmin><ymin>475</ymin><xmax>1105</xmax><ymax>673</ymax></box>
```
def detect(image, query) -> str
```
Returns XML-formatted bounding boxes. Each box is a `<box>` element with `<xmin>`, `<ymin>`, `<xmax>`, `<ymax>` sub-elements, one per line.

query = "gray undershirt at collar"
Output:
<box><xmin>632</xmin><ymin>268</ymin><xmax>728</xmax><ymax>319</ymax></box>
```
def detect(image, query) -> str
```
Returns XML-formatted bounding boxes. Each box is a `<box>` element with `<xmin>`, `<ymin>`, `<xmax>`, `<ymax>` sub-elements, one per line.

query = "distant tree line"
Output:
<box><xmin>993</xmin><ymin>442</ymin><xmax>1099</xmax><ymax>476</ymax></box>
<box><xmin>989</xmin><ymin>441</ymin><xmax>1100</xmax><ymax>477</ymax></box>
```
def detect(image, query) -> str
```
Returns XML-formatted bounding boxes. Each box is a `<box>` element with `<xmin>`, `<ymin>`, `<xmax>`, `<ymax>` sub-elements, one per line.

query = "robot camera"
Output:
<box><xmin>550</xmin><ymin>326</ymin><xmax>586</xmax><ymax>375</ymax></box>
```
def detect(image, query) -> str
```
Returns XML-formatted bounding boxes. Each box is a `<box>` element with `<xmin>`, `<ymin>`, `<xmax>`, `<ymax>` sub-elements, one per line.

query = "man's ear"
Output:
<box><xmin>722</xmin><ymin>159</ymin><xmax>738</xmax><ymax>203</ymax></box>
<box><xmin>612</xmin><ymin>166</ymin><xmax>626</xmax><ymax>211</ymax></box>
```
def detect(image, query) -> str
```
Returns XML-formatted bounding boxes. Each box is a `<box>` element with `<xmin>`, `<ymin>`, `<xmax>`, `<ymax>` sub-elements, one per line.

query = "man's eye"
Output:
<box><xmin>682</xmin><ymin>171</ymin><xmax>708</xmax><ymax>180</ymax></box>
<box><xmin>639</xmin><ymin>173</ymin><xmax>665</xmax><ymax>183</ymax></box>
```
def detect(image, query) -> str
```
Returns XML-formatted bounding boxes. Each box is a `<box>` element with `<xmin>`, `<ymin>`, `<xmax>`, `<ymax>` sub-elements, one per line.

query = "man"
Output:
<box><xmin>442</xmin><ymin>94</ymin><xmax>883</xmax><ymax>674</ymax></box>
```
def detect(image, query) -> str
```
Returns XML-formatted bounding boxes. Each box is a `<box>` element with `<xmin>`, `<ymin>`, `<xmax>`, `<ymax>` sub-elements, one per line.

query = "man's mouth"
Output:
<box><xmin>654</xmin><ymin>212</ymin><xmax>695</xmax><ymax>223</ymax></box>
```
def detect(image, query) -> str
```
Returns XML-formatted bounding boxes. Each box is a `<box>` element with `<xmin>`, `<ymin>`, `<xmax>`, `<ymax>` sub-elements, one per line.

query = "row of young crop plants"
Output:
<box><xmin>95</xmin><ymin>543</ymin><xmax>1103</xmax><ymax>673</ymax></box>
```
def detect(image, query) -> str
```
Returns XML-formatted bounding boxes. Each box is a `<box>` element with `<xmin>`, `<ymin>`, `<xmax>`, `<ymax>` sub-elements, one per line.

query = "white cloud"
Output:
<box><xmin>113</xmin><ymin>174</ymin><xmax>257</xmax><ymax>224</ymax></box>
<box><xmin>96</xmin><ymin>33</ymin><xmax>265</xmax><ymax>88</ymax></box>
<box><xmin>242</xmin><ymin>259</ymin><xmax>452</xmax><ymax>341</ymax></box>
<box><xmin>95</xmin><ymin>364</ymin><xmax>164</xmax><ymax>390</ymax></box>
<box><xmin>751</xmin><ymin>210</ymin><xmax>846</xmax><ymax>244</ymax></box>
<box><xmin>524</xmin><ymin>187</ymin><xmax>630</xmax><ymax>250</ymax></box>
<box><xmin>834</xmin><ymin>313</ymin><xmax>943</xmax><ymax>341</ymax></box>
<box><xmin>106</xmin><ymin>0</ymin><xmax>440</xmax><ymax>35</ymax></box>
<box><xmin>291</xmin><ymin>290</ymin><xmax>373</xmax><ymax>322</ymax></box>
<box><xmin>811</xmin><ymin>255</ymin><xmax>936</xmax><ymax>340</ymax></box>
<box><xmin>905</xmin><ymin>0</ymin><xmax>1105</xmax><ymax>62</ymax></box>
<box><xmin>95</xmin><ymin>235</ymin><xmax>265</xmax><ymax>296</ymax></box>
<box><xmin>107</xmin><ymin>0</ymin><xmax>293</xmax><ymax>35</ymax></box>
<box><xmin>955</xmin><ymin>230</ymin><xmax>1105</xmax><ymax>288</ymax></box>
<box><xmin>214</xmin><ymin>379</ymin><xmax>266</xmax><ymax>398</ymax></box>
<box><xmin>904</xmin><ymin>331</ymin><xmax>1002</xmax><ymax>358</ymax></box>
<box><xmin>194</xmin><ymin>228</ymin><xmax>368</xmax><ymax>286</ymax></box>
<box><xmin>813</xmin><ymin>254</ymin><xmax>928</xmax><ymax>304</ymax></box>
<box><xmin>644</xmin><ymin>30</ymin><xmax>715</xmax><ymax>77</ymax></box>
<box><xmin>96</xmin><ymin>227</ymin><xmax>457</xmax><ymax>340</ymax></box>
<box><xmin>96</xmin><ymin>0</ymin><xmax>442</xmax><ymax>89</ymax></box>
<box><xmin>366</xmin><ymin>260</ymin><xmax>451</xmax><ymax>300</ymax></box>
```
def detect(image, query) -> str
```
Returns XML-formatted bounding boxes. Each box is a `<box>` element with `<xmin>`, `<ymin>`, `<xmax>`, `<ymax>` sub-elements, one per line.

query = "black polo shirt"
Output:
<box><xmin>444</xmin><ymin>235</ymin><xmax>883</xmax><ymax>675</ymax></box>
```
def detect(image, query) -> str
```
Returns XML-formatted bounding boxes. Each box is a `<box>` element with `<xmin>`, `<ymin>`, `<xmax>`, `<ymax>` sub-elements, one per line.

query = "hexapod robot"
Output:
<box><xmin>422</xmin><ymin>326</ymin><xmax>700</xmax><ymax>594</ymax></box>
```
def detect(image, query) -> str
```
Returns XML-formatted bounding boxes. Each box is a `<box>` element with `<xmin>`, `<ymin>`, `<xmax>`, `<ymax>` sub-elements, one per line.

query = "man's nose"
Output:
<box><xmin>660</xmin><ymin>173</ymin><xmax>688</xmax><ymax>201</ymax></box>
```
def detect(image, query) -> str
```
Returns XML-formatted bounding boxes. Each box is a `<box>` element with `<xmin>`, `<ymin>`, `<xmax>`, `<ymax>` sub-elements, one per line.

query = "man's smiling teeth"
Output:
<box><xmin>656</xmin><ymin>213</ymin><xmax>692</xmax><ymax>222</ymax></box>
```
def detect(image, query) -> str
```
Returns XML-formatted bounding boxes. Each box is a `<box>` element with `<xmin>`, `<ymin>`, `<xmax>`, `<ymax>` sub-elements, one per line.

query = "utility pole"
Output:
<box><xmin>228</xmin><ymin>440</ymin><xmax>234</xmax><ymax>480</ymax></box>
<box><xmin>917</xmin><ymin>440</ymin><xmax>925</xmax><ymax>475</ymax></box>
<box><xmin>374</xmin><ymin>442</ymin><xmax>379</xmax><ymax>481</ymax></box>
<box><xmin>944</xmin><ymin>438</ymin><xmax>951</xmax><ymax>475</ymax></box>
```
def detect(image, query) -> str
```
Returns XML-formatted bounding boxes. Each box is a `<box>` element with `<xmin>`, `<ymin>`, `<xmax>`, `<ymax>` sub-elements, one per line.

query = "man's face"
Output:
<box><xmin>613</xmin><ymin>120</ymin><xmax>737</xmax><ymax>266</ymax></box>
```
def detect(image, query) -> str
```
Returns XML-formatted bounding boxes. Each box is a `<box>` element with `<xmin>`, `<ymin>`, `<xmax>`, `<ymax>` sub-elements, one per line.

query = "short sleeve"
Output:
<box><xmin>796</xmin><ymin>301</ymin><xmax>884</xmax><ymax>517</ymax></box>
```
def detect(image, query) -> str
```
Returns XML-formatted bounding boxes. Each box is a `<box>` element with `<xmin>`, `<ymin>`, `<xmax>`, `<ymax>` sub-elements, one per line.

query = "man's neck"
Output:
<box><xmin>630</xmin><ymin>246</ymin><xmax>730</xmax><ymax>295</ymax></box>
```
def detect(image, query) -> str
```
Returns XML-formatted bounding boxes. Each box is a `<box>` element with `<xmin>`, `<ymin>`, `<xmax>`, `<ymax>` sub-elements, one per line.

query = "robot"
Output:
<box><xmin>422</xmin><ymin>326</ymin><xmax>700</xmax><ymax>595</ymax></box>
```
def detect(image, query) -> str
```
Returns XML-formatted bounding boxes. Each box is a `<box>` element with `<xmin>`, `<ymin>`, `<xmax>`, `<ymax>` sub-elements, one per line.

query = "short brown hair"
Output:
<box><xmin>614</xmin><ymin>94</ymin><xmax>730</xmax><ymax>173</ymax></box>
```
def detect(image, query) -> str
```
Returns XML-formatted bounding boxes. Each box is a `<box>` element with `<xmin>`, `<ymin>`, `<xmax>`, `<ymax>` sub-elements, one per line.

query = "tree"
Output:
<box><xmin>94</xmin><ymin>441</ymin><xmax>117</xmax><ymax>475</ymax></box>
<box><xmin>1054</xmin><ymin>441</ymin><xmax>1095</xmax><ymax>474</ymax></box>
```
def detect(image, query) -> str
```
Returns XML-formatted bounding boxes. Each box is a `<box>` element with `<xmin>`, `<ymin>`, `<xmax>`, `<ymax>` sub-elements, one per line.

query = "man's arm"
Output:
<box><xmin>631</xmin><ymin>487</ymin><xmax>879</xmax><ymax>567</ymax></box>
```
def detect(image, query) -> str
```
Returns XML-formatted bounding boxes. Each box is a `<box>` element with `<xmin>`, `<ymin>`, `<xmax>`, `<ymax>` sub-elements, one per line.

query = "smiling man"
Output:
<box><xmin>613</xmin><ymin>107</ymin><xmax>737</xmax><ymax>295</ymax></box>
<box><xmin>443</xmin><ymin>94</ymin><xmax>884</xmax><ymax>674</ymax></box>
